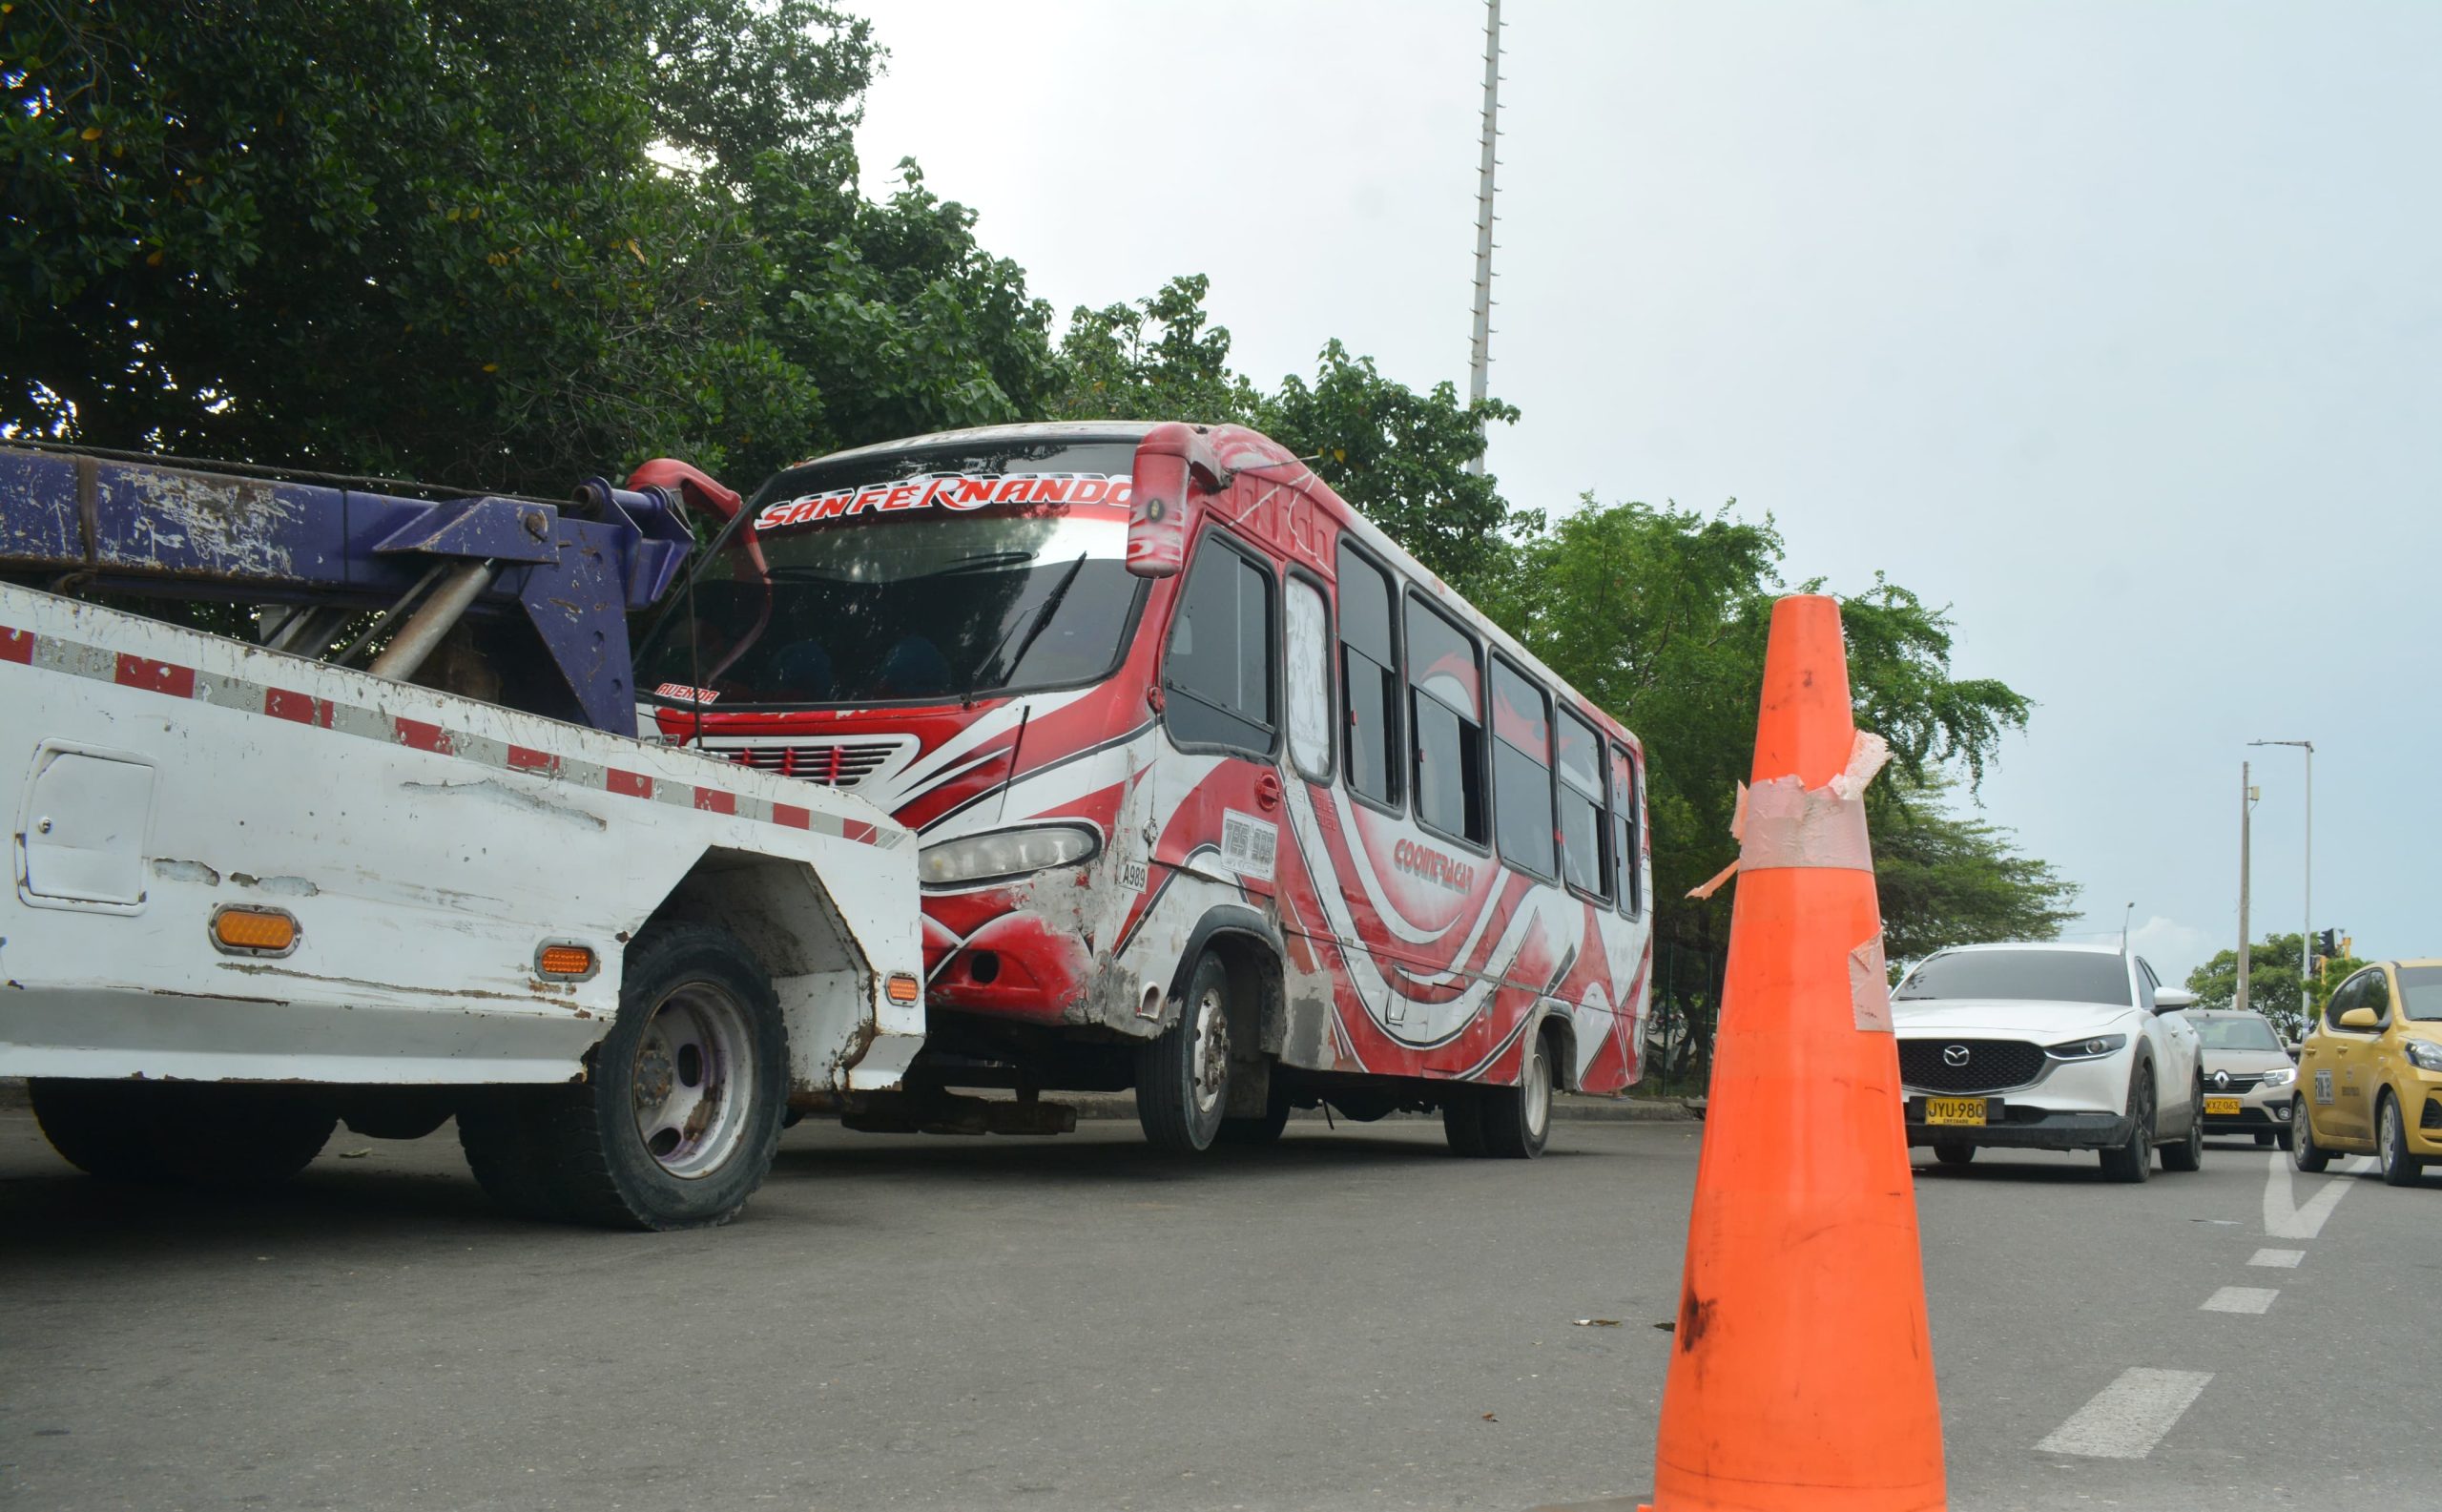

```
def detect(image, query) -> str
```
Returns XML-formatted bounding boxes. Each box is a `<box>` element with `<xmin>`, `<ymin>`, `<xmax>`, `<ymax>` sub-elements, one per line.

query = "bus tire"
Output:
<box><xmin>1442</xmin><ymin>1091</ymin><xmax>1488</xmax><ymax>1157</ymax></box>
<box><xmin>1480</xmin><ymin>1028</ymin><xmax>1556</xmax><ymax>1160</ymax></box>
<box><xmin>30</xmin><ymin>1080</ymin><xmax>334</xmax><ymax>1186</ymax></box>
<box><xmin>1138</xmin><ymin>950</ymin><xmax>1231</xmax><ymax>1153</ymax></box>
<box><xmin>459</xmin><ymin>924</ymin><xmax>786</xmax><ymax>1230</ymax></box>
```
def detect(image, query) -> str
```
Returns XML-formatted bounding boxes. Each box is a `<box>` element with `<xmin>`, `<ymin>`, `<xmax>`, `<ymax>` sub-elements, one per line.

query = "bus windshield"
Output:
<box><xmin>638</xmin><ymin>441</ymin><xmax>1145</xmax><ymax>707</ymax></box>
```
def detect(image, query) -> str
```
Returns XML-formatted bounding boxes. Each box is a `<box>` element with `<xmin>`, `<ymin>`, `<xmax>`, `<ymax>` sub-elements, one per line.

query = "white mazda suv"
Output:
<box><xmin>1892</xmin><ymin>942</ymin><xmax>2205</xmax><ymax>1182</ymax></box>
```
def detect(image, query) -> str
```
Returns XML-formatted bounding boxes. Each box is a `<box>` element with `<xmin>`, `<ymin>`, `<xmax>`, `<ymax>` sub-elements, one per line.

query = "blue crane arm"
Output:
<box><xmin>0</xmin><ymin>445</ymin><xmax>701</xmax><ymax>735</ymax></box>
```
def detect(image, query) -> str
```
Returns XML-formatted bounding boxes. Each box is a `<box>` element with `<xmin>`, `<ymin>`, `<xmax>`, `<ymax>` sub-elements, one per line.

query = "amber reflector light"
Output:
<box><xmin>213</xmin><ymin>908</ymin><xmax>297</xmax><ymax>953</ymax></box>
<box><xmin>537</xmin><ymin>944</ymin><xmax>595</xmax><ymax>978</ymax></box>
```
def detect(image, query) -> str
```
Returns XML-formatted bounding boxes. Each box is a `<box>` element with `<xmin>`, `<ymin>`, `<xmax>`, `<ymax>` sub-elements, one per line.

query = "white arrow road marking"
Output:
<box><xmin>2249</xmin><ymin>1247</ymin><xmax>2306</xmax><ymax>1268</ymax></box>
<box><xmin>2201</xmin><ymin>1286</ymin><xmax>2279</xmax><ymax>1314</ymax></box>
<box><xmin>2036</xmin><ymin>1368</ymin><xmax>2214</xmax><ymax>1459</ymax></box>
<box><xmin>2263</xmin><ymin>1150</ymin><xmax>2376</xmax><ymax>1238</ymax></box>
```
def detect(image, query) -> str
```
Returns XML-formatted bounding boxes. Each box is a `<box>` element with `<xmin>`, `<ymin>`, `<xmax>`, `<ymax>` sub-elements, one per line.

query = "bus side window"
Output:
<box><xmin>1405</xmin><ymin>593</ymin><xmax>1488</xmax><ymax>846</ymax></box>
<box><xmin>1557</xmin><ymin>708</ymin><xmax>1611</xmax><ymax>900</ymax></box>
<box><xmin>1611</xmin><ymin>745</ymin><xmax>1644</xmax><ymax>917</ymax></box>
<box><xmin>1336</xmin><ymin>542</ymin><xmax>1400</xmax><ymax>807</ymax></box>
<box><xmin>1490</xmin><ymin>657</ymin><xmax>1556</xmax><ymax>880</ymax></box>
<box><xmin>1282</xmin><ymin>577</ymin><xmax>1334</xmax><ymax>782</ymax></box>
<box><xmin>1163</xmin><ymin>533</ymin><xmax>1276</xmax><ymax>756</ymax></box>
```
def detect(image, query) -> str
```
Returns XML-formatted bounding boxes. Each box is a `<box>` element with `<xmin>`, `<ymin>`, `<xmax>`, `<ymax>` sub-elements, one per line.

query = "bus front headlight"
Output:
<box><xmin>919</xmin><ymin>825</ymin><xmax>1101</xmax><ymax>888</ymax></box>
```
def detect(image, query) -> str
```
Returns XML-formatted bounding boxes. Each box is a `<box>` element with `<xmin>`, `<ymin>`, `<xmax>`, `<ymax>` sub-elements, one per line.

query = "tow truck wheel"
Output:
<box><xmin>1138</xmin><ymin>951</ymin><xmax>1231</xmax><ymax>1153</ymax></box>
<box><xmin>30</xmin><ymin>1080</ymin><xmax>335</xmax><ymax>1186</ymax></box>
<box><xmin>1480</xmin><ymin>1028</ymin><xmax>1555</xmax><ymax>1160</ymax></box>
<box><xmin>459</xmin><ymin>924</ymin><xmax>786</xmax><ymax>1231</ymax></box>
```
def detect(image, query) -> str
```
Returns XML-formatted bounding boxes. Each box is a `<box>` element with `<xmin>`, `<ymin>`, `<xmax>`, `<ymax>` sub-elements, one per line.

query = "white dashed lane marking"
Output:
<box><xmin>2038</xmin><ymin>1150</ymin><xmax>2365</xmax><ymax>1462</ymax></box>
<box><xmin>2036</xmin><ymin>1368</ymin><xmax>2215</xmax><ymax>1459</ymax></box>
<box><xmin>2262</xmin><ymin>1150</ymin><xmax>2376</xmax><ymax>1238</ymax></box>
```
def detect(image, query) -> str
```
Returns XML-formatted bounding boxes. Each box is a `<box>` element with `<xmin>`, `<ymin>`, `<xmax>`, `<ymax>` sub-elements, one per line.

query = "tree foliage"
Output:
<box><xmin>1472</xmin><ymin>495</ymin><xmax>2054</xmax><ymax>1073</ymax></box>
<box><xmin>1869</xmin><ymin>777</ymin><xmax>2080</xmax><ymax>962</ymax></box>
<box><xmin>1050</xmin><ymin>273</ymin><xmax>1257</xmax><ymax>428</ymax></box>
<box><xmin>2186</xmin><ymin>934</ymin><xmax>2361</xmax><ymax>1042</ymax></box>
<box><xmin>1049</xmin><ymin>275</ymin><xmax>1519</xmax><ymax>595</ymax></box>
<box><xmin>0</xmin><ymin>0</ymin><xmax>1066</xmax><ymax>492</ymax></box>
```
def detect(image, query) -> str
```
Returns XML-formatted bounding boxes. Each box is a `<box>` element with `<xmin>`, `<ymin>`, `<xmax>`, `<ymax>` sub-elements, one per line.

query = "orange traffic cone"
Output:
<box><xmin>1642</xmin><ymin>595</ymin><xmax>1945</xmax><ymax>1512</ymax></box>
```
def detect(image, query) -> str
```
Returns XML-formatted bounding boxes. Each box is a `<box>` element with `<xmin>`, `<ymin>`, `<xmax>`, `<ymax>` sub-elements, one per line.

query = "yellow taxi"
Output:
<box><xmin>2291</xmin><ymin>959</ymin><xmax>2442</xmax><ymax>1186</ymax></box>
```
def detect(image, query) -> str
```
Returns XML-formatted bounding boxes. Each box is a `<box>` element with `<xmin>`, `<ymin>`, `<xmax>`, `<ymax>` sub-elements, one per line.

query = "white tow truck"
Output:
<box><xmin>0</xmin><ymin>445</ymin><xmax>924</xmax><ymax>1228</ymax></box>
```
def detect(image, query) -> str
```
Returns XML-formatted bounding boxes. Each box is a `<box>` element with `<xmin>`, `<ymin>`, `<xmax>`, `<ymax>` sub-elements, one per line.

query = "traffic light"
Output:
<box><xmin>2316</xmin><ymin>927</ymin><xmax>2339</xmax><ymax>959</ymax></box>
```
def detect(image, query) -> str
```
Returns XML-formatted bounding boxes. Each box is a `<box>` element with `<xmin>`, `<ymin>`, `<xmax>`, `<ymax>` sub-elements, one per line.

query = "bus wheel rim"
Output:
<box><xmin>1525</xmin><ymin>1039</ymin><xmax>1552</xmax><ymax>1135</ymax></box>
<box><xmin>1190</xmin><ymin>984</ymin><xmax>1229</xmax><ymax>1117</ymax></box>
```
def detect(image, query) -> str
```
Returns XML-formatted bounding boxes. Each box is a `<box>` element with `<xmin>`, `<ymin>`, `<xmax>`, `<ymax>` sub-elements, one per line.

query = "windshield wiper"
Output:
<box><xmin>764</xmin><ymin>550</ymin><xmax>1038</xmax><ymax>585</ymax></box>
<box><xmin>909</xmin><ymin>549</ymin><xmax>1038</xmax><ymax>581</ymax></box>
<box><xmin>965</xmin><ymin>550</ymin><xmax>1087</xmax><ymax>706</ymax></box>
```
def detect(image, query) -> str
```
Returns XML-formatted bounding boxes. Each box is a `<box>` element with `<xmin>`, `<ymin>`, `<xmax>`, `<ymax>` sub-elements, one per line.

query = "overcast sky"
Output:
<box><xmin>848</xmin><ymin>0</ymin><xmax>2440</xmax><ymax>988</ymax></box>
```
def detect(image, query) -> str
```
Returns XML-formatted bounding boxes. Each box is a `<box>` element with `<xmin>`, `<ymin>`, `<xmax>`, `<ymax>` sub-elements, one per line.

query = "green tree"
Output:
<box><xmin>1</xmin><ymin>0</ymin><xmax>1075</xmax><ymax>493</ymax></box>
<box><xmin>2186</xmin><ymin>935</ymin><xmax>2361</xmax><ymax>1042</ymax></box>
<box><xmin>1869</xmin><ymin>777</ymin><xmax>2080</xmax><ymax>961</ymax></box>
<box><xmin>1478</xmin><ymin>495</ymin><xmax>2044</xmax><ymax>1077</ymax></box>
<box><xmin>1052</xmin><ymin>276</ymin><xmax>1521</xmax><ymax>594</ymax></box>
<box><xmin>1255</xmin><ymin>342</ymin><xmax>1520</xmax><ymax>597</ymax></box>
<box><xmin>745</xmin><ymin>152</ymin><xmax>1066</xmax><ymax>478</ymax></box>
<box><xmin>1050</xmin><ymin>273</ymin><xmax>1258</xmax><ymax>427</ymax></box>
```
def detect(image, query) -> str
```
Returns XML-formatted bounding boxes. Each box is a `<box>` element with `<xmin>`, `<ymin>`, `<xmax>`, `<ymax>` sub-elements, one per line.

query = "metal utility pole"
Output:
<box><xmin>2237</xmin><ymin>762</ymin><xmax>2258</xmax><ymax>1013</ymax></box>
<box><xmin>2250</xmin><ymin>738</ymin><xmax>2314</xmax><ymax>1027</ymax></box>
<box><xmin>1465</xmin><ymin>0</ymin><xmax>1502</xmax><ymax>476</ymax></box>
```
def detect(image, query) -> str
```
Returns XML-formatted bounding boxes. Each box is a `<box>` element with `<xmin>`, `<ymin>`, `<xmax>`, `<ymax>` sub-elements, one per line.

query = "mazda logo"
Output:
<box><xmin>2214</xmin><ymin>1069</ymin><xmax>2230</xmax><ymax>1088</ymax></box>
<box><xmin>1942</xmin><ymin>1045</ymin><xmax>1971</xmax><ymax>1067</ymax></box>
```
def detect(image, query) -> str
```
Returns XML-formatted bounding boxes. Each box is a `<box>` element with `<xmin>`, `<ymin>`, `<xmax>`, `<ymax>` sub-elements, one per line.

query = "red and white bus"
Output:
<box><xmin>635</xmin><ymin>421</ymin><xmax>1651</xmax><ymax>1155</ymax></box>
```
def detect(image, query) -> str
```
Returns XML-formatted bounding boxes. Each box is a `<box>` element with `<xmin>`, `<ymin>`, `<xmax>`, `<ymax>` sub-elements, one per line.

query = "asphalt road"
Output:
<box><xmin>0</xmin><ymin>1108</ymin><xmax>2430</xmax><ymax>1512</ymax></box>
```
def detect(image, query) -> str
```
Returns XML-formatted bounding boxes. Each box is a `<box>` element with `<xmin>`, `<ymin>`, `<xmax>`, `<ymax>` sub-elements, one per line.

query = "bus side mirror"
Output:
<box><xmin>1128</xmin><ymin>424</ymin><xmax>1227</xmax><ymax>578</ymax></box>
<box><xmin>628</xmin><ymin>458</ymin><xmax>743</xmax><ymax>524</ymax></box>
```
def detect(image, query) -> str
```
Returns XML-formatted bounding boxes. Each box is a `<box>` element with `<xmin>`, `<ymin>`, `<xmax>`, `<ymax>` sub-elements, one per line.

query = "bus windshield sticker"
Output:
<box><xmin>1220</xmin><ymin>809</ymin><xmax>1277</xmax><ymax>881</ymax></box>
<box><xmin>754</xmin><ymin>472</ymin><xmax>1135</xmax><ymax>532</ymax></box>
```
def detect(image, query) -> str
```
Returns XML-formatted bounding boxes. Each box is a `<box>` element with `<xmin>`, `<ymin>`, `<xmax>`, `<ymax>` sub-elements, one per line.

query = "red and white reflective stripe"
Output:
<box><xmin>0</xmin><ymin>618</ymin><xmax>895</xmax><ymax>848</ymax></box>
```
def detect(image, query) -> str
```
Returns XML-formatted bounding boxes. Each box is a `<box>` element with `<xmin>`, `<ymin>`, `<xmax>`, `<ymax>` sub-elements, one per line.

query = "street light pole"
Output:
<box><xmin>2251</xmin><ymin>738</ymin><xmax>2315</xmax><ymax>1030</ymax></box>
<box><xmin>2237</xmin><ymin>760</ymin><xmax>2253</xmax><ymax>1014</ymax></box>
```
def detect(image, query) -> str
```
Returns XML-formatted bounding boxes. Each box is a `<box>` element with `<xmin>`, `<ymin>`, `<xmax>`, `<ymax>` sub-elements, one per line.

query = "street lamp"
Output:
<box><xmin>2250</xmin><ymin>738</ymin><xmax>2314</xmax><ymax>1032</ymax></box>
<box><xmin>2237</xmin><ymin>764</ymin><xmax>2259</xmax><ymax>1013</ymax></box>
